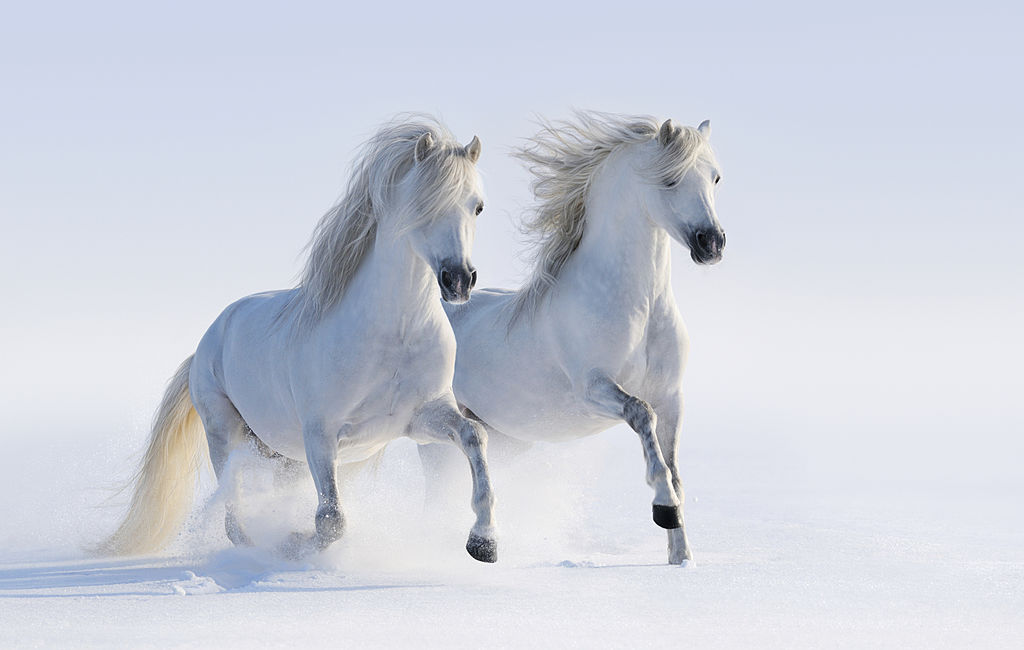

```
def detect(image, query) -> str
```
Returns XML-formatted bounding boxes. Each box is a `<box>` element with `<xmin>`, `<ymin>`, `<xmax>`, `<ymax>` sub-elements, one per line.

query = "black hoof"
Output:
<box><xmin>653</xmin><ymin>504</ymin><xmax>682</xmax><ymax>530</ymax></box>
<box><xmin>466</xmin><ymin>533</ymin><xmax>497</xmax><ymax>563</ymax></box>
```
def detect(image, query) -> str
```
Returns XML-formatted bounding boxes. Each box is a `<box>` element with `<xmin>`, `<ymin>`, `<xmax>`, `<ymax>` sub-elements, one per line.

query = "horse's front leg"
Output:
<box><xmin>302</xmin><ymin>421</ymin><xmax>344</xmax><ymax>550</ymax></box>
<box><xmin>409</xmin><ymin>398</ymin><xmax>497</xmax><ymax>563</ymax></box>
<box><xmin>652</xmin><ymin>393</ymin><xmax>692</xmax><ymax>563</ymax></box>
<box><xmin>583</xmin><ymin>371</ymin><xmax>681</xmax><ymax>530</ymax></box>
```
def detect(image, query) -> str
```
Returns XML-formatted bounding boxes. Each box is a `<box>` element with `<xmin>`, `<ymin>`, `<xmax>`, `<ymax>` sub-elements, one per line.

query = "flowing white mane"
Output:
<box><xmin>288</xmin><ymin>115</ymin><xmax>478</xmax><ymax>329</ymax></box>
<box><xmin>510</xmin><ymin>110</ymin><xmax>712</xmax><ymax>320</ymax></box>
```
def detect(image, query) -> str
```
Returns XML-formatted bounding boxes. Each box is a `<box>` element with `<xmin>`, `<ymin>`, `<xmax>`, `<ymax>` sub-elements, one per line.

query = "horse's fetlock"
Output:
<box><xmin>459</xmin><ymin>427</ymin><xmax>485</xmax><ymax>452</ymax></box>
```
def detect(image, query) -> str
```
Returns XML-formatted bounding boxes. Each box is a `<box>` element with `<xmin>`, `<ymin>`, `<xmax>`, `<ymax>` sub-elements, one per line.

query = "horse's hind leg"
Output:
<box><xmin>418</xmin><ymin>441</ymin><xmax>464</xmax><ymax>507</ymax></box>
<box><xmin>190</xmin><ymin>389</ymin><xmax>253</xmax><ymax>547</ymax></box>
<box><xmin>247</xmin><ymin>426</ymin><xmax>305</xmax><ymax>487</ymax></box>
<box><xmin>652</xmin><ymin>394</ymin><xmax>692</xmax><ymax>564</ymax></box>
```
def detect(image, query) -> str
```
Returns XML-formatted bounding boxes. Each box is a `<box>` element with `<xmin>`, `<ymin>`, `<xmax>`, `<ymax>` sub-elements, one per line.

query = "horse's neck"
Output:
<box><xmin>565</xmin><ymin>174</ymin><xmax>673</xmax><ymax>303</ymax></box>
<box><xmin>326</xmin><ymin>226</ymin><xmax>438</xmax><ymax>328</ymax></box>
<box><xmin>367</xmin><ymin>229</ymin><xmax>437</xmax><ymax>313</ymax></box>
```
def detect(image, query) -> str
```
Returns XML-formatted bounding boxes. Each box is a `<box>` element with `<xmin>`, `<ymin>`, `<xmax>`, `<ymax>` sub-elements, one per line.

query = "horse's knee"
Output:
<box><xmin>623</xmin><ymin>396</ymin><xmax>655</xmax><ymax>432</ymax></box>
<box><xmin>457</xmin><ymin>420</ymin><xmax>487</xmax><ymax>454</ymax></box>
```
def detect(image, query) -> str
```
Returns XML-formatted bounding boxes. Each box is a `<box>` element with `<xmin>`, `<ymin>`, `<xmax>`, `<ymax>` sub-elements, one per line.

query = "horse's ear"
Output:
<box><xmin>414</xmin><ymin>132</ymin><xmax>434</xmax><ymax>163</ymax></box>
<box><xmin>698</xmin><ymin>119</ymin><xmax>711</xmax><ymax>139</ymax></box>
<box><xmin>658</xmin><ymin>119</ymin><xmax>676</xmax><ymax>146</ymax></box>
<box><xmin>465</xmin><ymin>135</ymin><xmax>481</xmax><ymax>163</ymax></box>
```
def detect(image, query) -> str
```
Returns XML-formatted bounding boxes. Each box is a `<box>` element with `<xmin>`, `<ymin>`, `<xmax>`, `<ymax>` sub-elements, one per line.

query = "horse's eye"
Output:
<box><xmin>714</xmin><ymin>175</ymin><xmax>721</xmax><ymax>185</ymax></box>
<box><xmin>475</xmin><ymin>202</ymin><xmax>484</xmax><ymax>216</ymax></box>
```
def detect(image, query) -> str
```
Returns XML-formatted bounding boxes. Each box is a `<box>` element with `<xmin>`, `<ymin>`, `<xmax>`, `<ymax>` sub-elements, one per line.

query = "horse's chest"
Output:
<box><xmin>357</xmin><ymin>331</ymin><xmax>452</xmax><ymax>416</ymax></box>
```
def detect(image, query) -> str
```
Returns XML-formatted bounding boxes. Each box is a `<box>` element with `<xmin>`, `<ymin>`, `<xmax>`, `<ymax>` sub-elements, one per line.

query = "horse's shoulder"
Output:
<box><xmin>644</xmin><ymin>294</ymin><xmax>688</xmax><ymax>355</ymax></box>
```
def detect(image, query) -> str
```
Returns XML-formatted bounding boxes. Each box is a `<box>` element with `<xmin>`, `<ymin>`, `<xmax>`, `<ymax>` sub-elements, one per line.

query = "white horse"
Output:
<box><xmin>426</xmin><ymin>112</ymin><xmax>725</xmax><ymax>564</ymax></box>
<box><xmin>103</xmin><ymin>117</ymin><xmax>498</xmax><ymax>562</ymax></box>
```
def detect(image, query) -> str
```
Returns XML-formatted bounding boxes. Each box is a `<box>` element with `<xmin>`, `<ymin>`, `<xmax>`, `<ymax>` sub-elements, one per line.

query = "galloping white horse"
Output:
<box><xmin>104</xmin><ymin>117</ymin><xmax>498</xmax><ymax>562</ymax></box>
<box><xmin>428</xmin><ymin>112</ymin><xmax>725</xmax><ymax>564</ymax></box>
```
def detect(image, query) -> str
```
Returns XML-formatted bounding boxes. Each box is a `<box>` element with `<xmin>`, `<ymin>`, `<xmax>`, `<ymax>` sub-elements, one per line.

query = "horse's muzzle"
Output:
<box><xmin>438</xmin><ymin>259</ymin><xmax>477</xmax><ymax>303</ymax></box>
<box><xmin>690</xmin><ymin>228</ymin><xmax>726</xmax><ymax>265</ymax></box>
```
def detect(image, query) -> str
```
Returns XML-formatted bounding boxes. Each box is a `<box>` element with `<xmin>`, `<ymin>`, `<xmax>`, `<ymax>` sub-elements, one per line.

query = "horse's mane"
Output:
<box><xmin>510</xmin><ymin>110</ymin><xmax>711</xmax><ymax>321</ymax></box>
<box><xmin>286</xmin><ymin>115</ymin><xmax>476</xmax><ymax>330</ymax></box>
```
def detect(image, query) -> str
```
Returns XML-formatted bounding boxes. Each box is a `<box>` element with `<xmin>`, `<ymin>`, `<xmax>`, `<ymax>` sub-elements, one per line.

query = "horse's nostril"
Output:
<box><xmin>695</xmin><ymin>231</ymin><xmax>708</xmax><ymax>250</ymax></box>
<box><xmin>440</xmin><ymin>269</ymin><xmax>452</xmax><ymax>288</ymax></box>
<box><xmin>470</xmin><ymin>269</ymin><xmax>478</xmax><ymax>288</ymax></box>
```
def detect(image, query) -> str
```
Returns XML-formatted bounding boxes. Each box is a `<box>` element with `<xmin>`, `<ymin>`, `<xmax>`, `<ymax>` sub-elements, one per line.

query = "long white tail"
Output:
<box><xmin>100</xmin><ymin>355</ymin><xmax>208</xmax><ymax>555</ymax></box>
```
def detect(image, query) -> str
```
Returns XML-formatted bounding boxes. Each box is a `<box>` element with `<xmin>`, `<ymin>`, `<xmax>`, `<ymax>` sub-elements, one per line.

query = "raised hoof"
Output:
<box><xmin>653</xmin><ymin>504</ymin><xmax>682</xmax><ymax>530</ymax></box>
<box><xmin>466</xmin><ymin>533</ymin><xmax>497</xmax><ymax>563</ymax></box>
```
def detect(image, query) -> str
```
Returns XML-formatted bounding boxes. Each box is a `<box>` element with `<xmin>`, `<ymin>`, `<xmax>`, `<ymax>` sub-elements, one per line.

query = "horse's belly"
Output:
<box><xmin>486</xmin><ymin>407</ymin><xmax>616</xmax><ymax>442</ymax></box>
<box><xmin>335</xmin><ymin>415</ymin><xmax>406</xmax><ymax>463</ymax></box>
<box><xmin>456</xmin><ymin>354</ymin><xmax>616</xmax><ymax>442</ymax></box>
<box><xmin>451</xmin><ymin>293</ymin><xmax>652</xmax><ymax>443</ymax></box>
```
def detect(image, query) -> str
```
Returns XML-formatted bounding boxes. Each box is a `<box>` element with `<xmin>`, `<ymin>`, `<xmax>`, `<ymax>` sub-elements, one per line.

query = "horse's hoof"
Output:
<box><xmin>225</xmin><ymin>512</ymin><xmax>254</xmax><ymax>547</ymax></box>
<box><xmin>466</xmin><ymin>533</ymin><xmax>497</xmax><ymax>563</ymax></box>
<box><xmin>278</xmin><ymin>532</ymin><xmax>322</xmax><ymax>560</ymax></box>
<box><xmin>315</xmin><ymin>507</ymin><xmax>345</xmax><ymax>547</ymax></box>
<box><xmin>226</xmin><ymin>528</ymin><xmax>254</xmax><ymax>547</ymax></box>
<box><xmin>653</xmin><ymin>504</ymin><xmax>682</xmax><ymax>529</ymax></box>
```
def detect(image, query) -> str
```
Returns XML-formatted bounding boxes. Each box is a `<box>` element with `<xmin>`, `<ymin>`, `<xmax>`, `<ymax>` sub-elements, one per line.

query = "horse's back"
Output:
<box><xmin>443</xmin><ymin>286</ymin><xmax>516</xmax><ymax>351</ymax></box>
<box><xmin>195</xmin><ymin>289</ymin><xmax>298</xmax><ymax>370</ymax></box>
<box><xmin>443</xmin><ymin>287</ymin><xmax>515</xmax><ymax>328</ymax></box>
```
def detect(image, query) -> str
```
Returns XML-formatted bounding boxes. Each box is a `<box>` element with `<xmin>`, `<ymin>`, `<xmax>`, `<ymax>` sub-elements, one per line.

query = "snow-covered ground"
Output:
<box><xmin>2</xmin><ymin>421</ymin><xmax>1021</xmax><ymax>648</ymax></box>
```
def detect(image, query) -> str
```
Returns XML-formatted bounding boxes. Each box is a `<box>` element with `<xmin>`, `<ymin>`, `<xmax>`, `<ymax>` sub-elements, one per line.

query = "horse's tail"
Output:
<box><xmin>99</xmin><ymin>355</ymin><xmax>207</xmax><ymax>556</ymax></box>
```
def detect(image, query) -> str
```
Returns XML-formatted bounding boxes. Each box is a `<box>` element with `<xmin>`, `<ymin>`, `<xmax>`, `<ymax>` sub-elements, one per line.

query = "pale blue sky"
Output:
<box><xmin>1</xmin><ymin>1</ymin><xmax>1021</xmax><ymax>483</ymax></box>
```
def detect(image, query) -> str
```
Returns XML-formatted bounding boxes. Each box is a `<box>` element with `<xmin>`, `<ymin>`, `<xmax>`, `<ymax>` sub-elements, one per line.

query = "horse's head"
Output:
<box><xmin>640</xmin><ymin>119</ymin><xmax>725</xmax><ymax>265</ymax></box>
<box><xmin>399</xmin><ymin>131</ymin><xmax>484</xmax><ymax>303</ymax></box>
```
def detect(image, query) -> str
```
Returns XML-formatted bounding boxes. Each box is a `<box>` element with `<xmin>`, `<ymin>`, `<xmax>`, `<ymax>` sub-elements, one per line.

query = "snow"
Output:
<box><xmin>1</xmin><ymin>428</ymin><xmax>1021</xmax><ymax>649</ymax></box>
